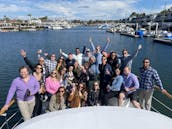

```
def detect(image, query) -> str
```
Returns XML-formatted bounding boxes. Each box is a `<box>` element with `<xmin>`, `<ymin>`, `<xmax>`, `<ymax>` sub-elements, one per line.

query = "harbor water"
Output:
<box><xmin>0</xmin><ymin>26</ymin><xmax>172</xmax><ymax>125</ymax></box>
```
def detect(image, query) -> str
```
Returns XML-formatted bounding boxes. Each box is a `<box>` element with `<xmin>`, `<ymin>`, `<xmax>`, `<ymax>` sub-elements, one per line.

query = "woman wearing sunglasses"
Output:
<box><xmin>49</xmin><ymin>87</ymin><xmax>66</xmax><ymax>111</ymax></box>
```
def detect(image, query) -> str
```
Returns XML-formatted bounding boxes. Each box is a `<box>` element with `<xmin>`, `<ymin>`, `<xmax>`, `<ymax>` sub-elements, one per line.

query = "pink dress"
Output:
<box><xmin>45</xmin><ymin>77</ymin><xmax>60</xmax><ymax>94</ymax></box>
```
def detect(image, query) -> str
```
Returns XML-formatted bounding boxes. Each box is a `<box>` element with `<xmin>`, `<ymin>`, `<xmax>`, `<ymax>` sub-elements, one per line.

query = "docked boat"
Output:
<box><xmin>98</xmin><ymin>23</ymin><xmax>110</xmax><ymax>30</ymax></box>
<box><xmin>153</xmin><ymin>31</ymin><xmax>172</xmax><ymax>45</ymax></box>
<box><xmin>153</xmin><ymin>37</ymin><xmax>172</xmax><ymax>45</ymax></box>
<box><xmin>120</xmin><ymin>32</ymin><xmax>140</xmax><ymax>38</ymax></box>
<box><xmin>51</xmin><ymin>25</ymin><xmax>64</xmax><ymax>30</ymax></box>
<box><xmin>106</xmin><ymin>27</ymin><xmax>116</xmax><ymax>33</ymax></box>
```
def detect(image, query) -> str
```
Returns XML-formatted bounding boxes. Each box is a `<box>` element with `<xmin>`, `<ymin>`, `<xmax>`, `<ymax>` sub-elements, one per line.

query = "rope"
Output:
<box><xmin>154</xmin><ymin>86</ymin><xmax>172</xmax><ymax>99</ymax></box>
<box><xmin>153</xmin><ymin>96</ymin><xmax>172</xmax><ymax>112</ymax></box>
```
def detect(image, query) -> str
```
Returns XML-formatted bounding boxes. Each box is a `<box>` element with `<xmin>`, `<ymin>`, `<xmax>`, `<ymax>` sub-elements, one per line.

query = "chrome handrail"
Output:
<box><xmin>151</xmin><ymin>106</ymin><xmax>160</xmax><ymax>113</ymax></box>
<box><xmin>0</xmin><ymin>111</ymin><xmax>22</xmax><ymax>129</ymax></box>
<box><xmin>152</xmin><ymin>96</ymin><xmax>172</xmax><ymax>112</ymax></box>
<box><xmin>11</xmin><ymin>118</ymin><xmax>23</xmax><ymax>129</ymax></box>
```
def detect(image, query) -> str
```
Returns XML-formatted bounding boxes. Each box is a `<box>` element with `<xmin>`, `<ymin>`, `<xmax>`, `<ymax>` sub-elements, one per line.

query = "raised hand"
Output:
<box><xmin>89</xmin><ymin>37</ymin><xmax>93</xmax><ymax>43</ymax></box>
<box><xmin>107</xmin><ymin>37</ymin><xmax>110</xmax><ymax>43</ymax></box>
<box><xmin>59</xmin><ymin>49</ymin><xmax>62</xmax><ymax>54</ymax></box>
<box><xmin>44</xmin><ymin>53</ymin><xmax>48</xmax><ymax>57</ymax></box>
<box><xmin>138</xmin><ymin>44</ymin><xmax>142</xmax><ymax>50</ymax></box>
<box><xmin>37</xmin><ymin>49</ymin><xmax>42</xmax><ymax>54</ymax></box>
<box><xmin>20</xmin><ymin>49</ymin><xmax>26</xmax><ymax>57</ymax></box>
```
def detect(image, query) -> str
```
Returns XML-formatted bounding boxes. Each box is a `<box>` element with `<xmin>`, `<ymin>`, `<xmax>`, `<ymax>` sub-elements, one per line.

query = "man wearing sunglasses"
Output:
<box><xmin>138</xmin><ymin>58</ymin><xmax>166</xmax><ymax>110</ymax></box>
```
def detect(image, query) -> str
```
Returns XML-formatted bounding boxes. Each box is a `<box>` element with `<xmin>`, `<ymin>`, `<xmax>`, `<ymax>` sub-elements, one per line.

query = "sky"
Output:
<box><xmin>0</xmin><ymin>0</ymin><xmax>172</xmax><ymax>20</ymax></box>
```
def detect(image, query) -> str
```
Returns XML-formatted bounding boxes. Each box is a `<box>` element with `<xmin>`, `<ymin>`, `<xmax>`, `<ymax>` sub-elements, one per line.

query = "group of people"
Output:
<box><xmin>2</xmin><ymin>38</ymin><xmax>166</xmax><ymax>121</ymax></box>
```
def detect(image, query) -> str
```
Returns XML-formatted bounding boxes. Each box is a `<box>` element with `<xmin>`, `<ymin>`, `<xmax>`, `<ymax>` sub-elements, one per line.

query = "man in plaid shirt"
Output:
<box><xmin>139</xmin><ymin>58</ymin><xmax>166</xmax><ymax>110</ymax></box>
<box><xmin>44</xmin><ymin>54</ymin><xmax>57</xmax><ymax>73</ymax></box>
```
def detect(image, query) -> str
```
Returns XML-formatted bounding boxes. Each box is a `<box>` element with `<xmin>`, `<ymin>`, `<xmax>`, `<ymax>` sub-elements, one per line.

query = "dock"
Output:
<box><xmin>120</xmin><ymin>32</ymin><xmax>140</xmax><ymax>38</ymax></box>
<box><xmin>153</xmin><ymin>38</ymin><xmax>172</xmax><ymax>45</ymax></box>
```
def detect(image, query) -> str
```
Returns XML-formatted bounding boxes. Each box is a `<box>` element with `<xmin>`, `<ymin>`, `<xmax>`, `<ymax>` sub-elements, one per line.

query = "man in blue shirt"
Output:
<box><xmin>138</xmin><ymin>58</ymin><xmax>166</xmax><ymax>110</ymax></box>
<box><xmin>119</xmin><ymin>66</ymin><xmax>141</xmax><ymax>108</ymax></box>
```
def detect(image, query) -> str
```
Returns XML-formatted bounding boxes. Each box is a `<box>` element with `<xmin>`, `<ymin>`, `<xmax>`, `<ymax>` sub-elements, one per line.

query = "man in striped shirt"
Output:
<box><xmin>138</xmin><ymin>58</ymin><xmax>166</xmax><ymax>110</ymax></box>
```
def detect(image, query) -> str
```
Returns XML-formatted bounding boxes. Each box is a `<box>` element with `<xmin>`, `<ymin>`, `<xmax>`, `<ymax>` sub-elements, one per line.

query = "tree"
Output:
<box><xmin>3</xmin><ymin>15</ymin><xmax>10</xmax><ymax>22</ymax></box>
<box><xmin>39</xmin><ymin>16</ymin><xmax>48</xmax><ymax>22</ymax></box>
<box><xmin>129</xmin><ymin>12</ymin><xmax>137</xmax><ymax>18</ymax></box>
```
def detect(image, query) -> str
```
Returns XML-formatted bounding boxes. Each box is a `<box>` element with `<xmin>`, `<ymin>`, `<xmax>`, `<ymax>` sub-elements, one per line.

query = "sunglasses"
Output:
<box><xmin>51</xmin><ymin>72</ymin><xmax>57</xmax><ymax>75</ymax></box>
<box><xmin>144</xmin><ymin>62</ymin><xmax>150</xmax><ymax>63</ymax></box>
<box><xmin>79</xmin><ymin>85</ymin><xmax>84</xmax><ymax>88</ymax></box>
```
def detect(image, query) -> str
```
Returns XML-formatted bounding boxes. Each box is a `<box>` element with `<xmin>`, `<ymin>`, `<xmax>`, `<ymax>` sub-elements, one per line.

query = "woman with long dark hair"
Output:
<box><xmin>49</xmin><ymin>87</ymin><xmax>66</xmax><ymax>111</ymax></box>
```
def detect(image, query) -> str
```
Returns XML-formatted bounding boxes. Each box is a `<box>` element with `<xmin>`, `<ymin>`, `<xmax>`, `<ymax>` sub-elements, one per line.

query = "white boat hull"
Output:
<box><xmin>15</xmin><ymin>107</ymin><xmax>172</xmax><ymax>129</ymax></box>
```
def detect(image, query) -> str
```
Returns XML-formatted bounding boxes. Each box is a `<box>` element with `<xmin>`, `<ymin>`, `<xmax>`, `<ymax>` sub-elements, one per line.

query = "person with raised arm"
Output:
<box><xmin>60</xmin><ymin>48</ymin><xmax>83</xmax><ymax>66</ymax></box>
<box><xmin>88</xmin><ymin>37</ymin><xmax>110</xmax><ymax>69</ymax></box>
<box><xmin>89</xmin><ymin>37</ymin><xmax>110</xmax><ymax>53</ymax></box>
<box><xmin>20</xmin><ymin>49</ymin><xmax>49</xmax><ymax>80</ymax></box>
<box><xmin>2</xmin><ymin>66</ymin><xmax>40</xmax><ymax>121</ymax></box>
<box><xmin>61</xmin><ymin>53</ymin><xmax>75</xmax><ymax>69</ymax></box>
<box><xmin>119</xmin><ymin>44</ymin><xmax>142</xmax><ymax>73</ymax></box>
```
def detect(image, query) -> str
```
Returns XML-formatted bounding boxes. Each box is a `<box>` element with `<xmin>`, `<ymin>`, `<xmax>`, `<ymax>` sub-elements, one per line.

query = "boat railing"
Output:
<box><xmin>0</xmin><ymin>86</ymin><xmax>172</xmax><ymax>129</ymax></box>
<box><xmin>0</xmin><ymin>99</ymin><xmax>23</xmax><ymax>129</ymax></box>
<box><xmin>0</xmin><ymin>111</ymin><xmax>23</xmax><ymax>129</ymax></box>
<box><xmin>152</xmin><ymin>96</ymin><xmax>172</xmax><ymax>112</ymax></box>
<box><xmin>151</xmin><ymin>86</ymin><xmax>172</xmax><ymax>116</ymax></box>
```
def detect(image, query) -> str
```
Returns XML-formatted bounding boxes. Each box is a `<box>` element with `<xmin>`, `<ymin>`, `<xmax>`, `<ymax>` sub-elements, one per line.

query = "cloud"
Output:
<box><xmin>137</xmin><ymin>4</ymin><xmax>172</xmax><ymax>15</ymax></box>
<box><xmin>161</xmin><ymin>4</ymin><xmax>172</xmax><ymax>10</ymax></box>
<box><xmin>1</xmin><ymin>0</ymin><xmax>171</xmax><ymax>20</ymax></box>
<box><xmin>0</xmin><ymin>3</ymin><xmax>33</xmax><ymax>13</ymax></box>
<box><xmin>36</xmin><ymin>0</ymin><xmax>138</xmax><ymax>19</ymax></box>
<box><xmin>78</xmin><ymin>6</ymin><xmax>90</xmax><ymax>9</ymax></box>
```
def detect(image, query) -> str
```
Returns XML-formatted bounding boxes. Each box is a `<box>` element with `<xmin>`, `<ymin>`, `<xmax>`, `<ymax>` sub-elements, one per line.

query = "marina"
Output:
<box><xmin>0</xmin><ymin>26</ymin><xmax>172</xmax><ymax>128</ymax></box>
<box><xmin>0</xmin><ymin>0</ymin><xmax>172</xmax><ymax>128</ymax></box>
